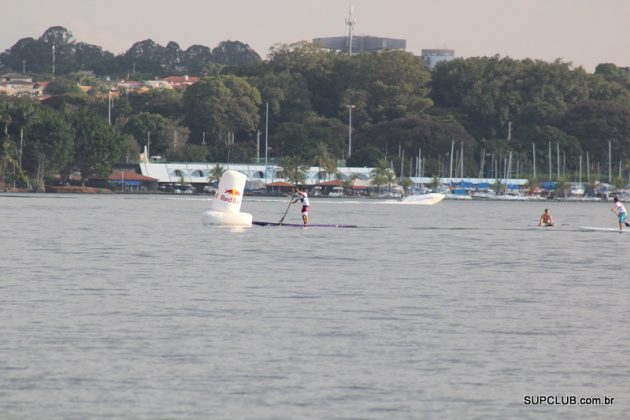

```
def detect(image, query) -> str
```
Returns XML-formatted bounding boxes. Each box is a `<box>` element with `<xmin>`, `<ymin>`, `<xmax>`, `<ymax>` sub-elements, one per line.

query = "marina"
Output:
<box><xmin>133</xmin><ymin>162</ymin><xmax>626</xmax><ymax>203</ymax></box>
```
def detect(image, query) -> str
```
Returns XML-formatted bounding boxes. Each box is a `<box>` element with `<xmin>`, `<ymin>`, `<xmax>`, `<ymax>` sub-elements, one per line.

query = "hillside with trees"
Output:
<box><xmin>2</xmin><ymin>26</ymin><xmax>630</xmax><ymax>190</ymax></box>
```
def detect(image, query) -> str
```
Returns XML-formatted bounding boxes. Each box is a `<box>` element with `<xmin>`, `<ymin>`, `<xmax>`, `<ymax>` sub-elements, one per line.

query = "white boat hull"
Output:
<box><xmin>401</xmin><ymin>193</ymin><xmax>445</xmax><ymax>205</ymax></box>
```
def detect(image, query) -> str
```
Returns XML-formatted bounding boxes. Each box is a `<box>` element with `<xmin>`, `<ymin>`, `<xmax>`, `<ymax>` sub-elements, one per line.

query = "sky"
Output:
<box><xmin>1</xmin><ymin>0</ymin><xmax>629</xmax><ymax>72</ymax></box>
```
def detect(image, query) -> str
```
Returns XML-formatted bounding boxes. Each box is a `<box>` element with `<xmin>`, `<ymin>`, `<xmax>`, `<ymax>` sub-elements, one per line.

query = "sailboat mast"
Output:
<box><xmin>532</xmin><ymin>143</ymin><xmax>536</xmax><ymax>179</ymax></box>
<box><xmin>449</xmin><ymin>140</ymin><xmax>454</xmax><ymax>183</ymax></box>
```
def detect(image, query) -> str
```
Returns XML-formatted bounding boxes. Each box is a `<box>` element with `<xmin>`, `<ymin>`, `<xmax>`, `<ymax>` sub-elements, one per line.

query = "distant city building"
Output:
<box><xmin>143</xmin><ymin>80</ymin><xmax>173</xmax><ymax>90</ymax></box>
<box><xmin>421</xmin><ymin>49</ymin><xmax>456</xmax><ymax>70</ymax></box>
<box><xmin>314</xmin><ymin>6</ymin><xmax>405</xmax><ymax>55</ymax></box>
<box><xmin>0</xmin><ymin>73</ymin><xmax>46</xmax><ymax>98</ymax></box>
<box><xmin>313</xmin><ymin>35</ymin><xmax>406</xmax><ymax>54</ymax></box>
<box><xmin>161</xmin><ymin>75</ymin><xmax>200</xmax><ymax>90</ymax></box>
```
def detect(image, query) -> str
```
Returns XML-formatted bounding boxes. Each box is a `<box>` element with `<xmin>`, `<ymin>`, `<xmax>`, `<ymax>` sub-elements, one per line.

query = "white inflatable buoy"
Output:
<box><xmin>202</xmin><ymin>170</ymin><xmax>253</xmax><ymax>226</ymax></box>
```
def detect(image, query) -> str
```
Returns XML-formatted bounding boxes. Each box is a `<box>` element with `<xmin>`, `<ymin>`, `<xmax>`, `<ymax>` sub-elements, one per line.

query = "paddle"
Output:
<box><xmin>278</xmin><ymin>192</ymin><xmax>296</xmax><ymax>223</ymax></box>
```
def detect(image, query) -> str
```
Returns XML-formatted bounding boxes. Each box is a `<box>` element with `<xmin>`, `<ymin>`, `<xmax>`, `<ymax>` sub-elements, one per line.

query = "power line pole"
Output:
<box><xmin>51</xmin><ymin>45</ymin><xmax>56</xmax><ymax>80</ymax></box>
<box><xmin>264</xmin><ymin>101</ymin><xmax>269</xmax><ymax>184</ymax></box>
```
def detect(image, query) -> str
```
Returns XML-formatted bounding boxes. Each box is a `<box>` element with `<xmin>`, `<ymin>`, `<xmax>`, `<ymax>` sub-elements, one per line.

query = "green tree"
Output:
<box><xmin>554</xmin><ymin>177</ymin><xmax>571</xmax><ymax>199</ymax></box>
<box><xmin>523</xmin><ymin>175</ymin><xmax>542</xmax><ymax>195</ymax></box>
<box><xmin>267</xmin><ymin>42</ymin><xmax>336</xmax><ymax>117</ymax></box>
<box><xmin>72</xmin><ymin>111</ymin><xmax>125</xmax><ymax>185</ymax></box>
<box><xmin>346</xmin><ymin>145</ymin><xmax>381</xmax><ymax>167</ymax></box>
<box><xmin>401</xmin><ymin>177</ymin><xmax>413</xmax><ymax>192</ymax></box>
<box><xmin>209</xmin><ymin>164</ymin><xmax>225</xmax><ymax>184</ymax></box>
<box><xmin>249</xmin><ymin>69</ymin><xmax>314</xmax><ymax>130</ymax></box>
<box><xmin>183</xmin><ymin>75</ymin><xmax>261</xmax><ymax>145</ymax></box>
<box><xmin>212</xmin><ymin>41</ymin><xmax>261</xmax><ymax>67</ymax></box>
<box><xmin>0</xmin><ymin>97</ymin><xmax>39</xmax><ymax>187</ymax></box>
<box><xmin>370</xmin><ymin>158</ymin><xmax>396</xmax><ymax>193</ymax></box>
<box><xmin>41</xmin><ymin>89</ymin><xmax>91</xmax><ymax>113</ymax></box>
<box><xmin>0</xmin><ymin>37</ymin><xmax>50</xmax><ymax>73</ymax></box>
<box><xmin>350</xmin><ymin>50</ymin><xmax>433</xmax><ymax>122</ymax></box>
<box><xmin>595</xmin><ymin>63</ymin><xmax>630</xmax><ymax>84</ymax></box>
<box><xmin>272</xmin><ymin>122</ymin><xmax>308</xmax><ymax>158</ymax></box>
<box><xmin>554</xmin><ymin>100</ymin><xmax>630</xmax><ymax>164</ymax></box>
<box><xmin>431</xmin><ymin>56</ymin><xmax>591</xmax><ymax>141</ymax></box>
<box><xmin>0</xmin><ymin>101</ymin><xmax>13</xmax><ymax>136</ymax></box>
<box><xmin>119</xmin><ymin>133</ymin><xmax>140</xmax><ymax>164</ymax></box>
<box><xmin>44</xmin><ymin>78</ymin><xmax>82</xmax><ymax>96</ymax></box>
<box><xmin>24</xmin><ymin>109</ymin><xmax>74</xmax><ymax>191</ymax></box>
<box><xmin>279</xmin><ymin>155</ymin><xmax>308</xmax><ymax>184</ymax></box>
<box><xmin>357</xmin><ymin>115</ymin><xmax>476</xmax><ymax>176</ymax></box>
<box><xmin>430</xmin><ymin>175</ymin><xmax>441</xmax><ymax>191</ymax></box>
<box><xmin>0</xmin><ymin>139</ymin><xmax>27</xmax><ymax>187</ymax></box>
<box><xmin>273</xmin><ymin>115</ymin><xmax>346</xmax><ymax>160</ymax></box>
<box><xmin>313</xmin><ymin>142</ymin><xmax>337</xmax><ymax>180</ymax></box>
<box><xmin>128</xmin><ymin>89</ymin><xmax>183</xmax><ymax>119</ymax></box>
<box><xmin>339</xmin><ymin>89</ymin><xmax>370</xmax><ymax>127</ymax></box>
<box><xmin>612</xmin><ymin>176</ymin><xmax>627</xmax><ymax>190</ymax></box>
<box><xmin>123</xmin><ymin>112</ymin><xmax>172</xmax><ymax>156</ymax></box>
<box><xmin>166</xmin><ymin>144</ymin><xmax>208</xmax><ymax>163</ymax></box>
<box><xmin>0</xmin><ymin>97</ymin><xmax>38</xmax><ymax>139</ymax></box>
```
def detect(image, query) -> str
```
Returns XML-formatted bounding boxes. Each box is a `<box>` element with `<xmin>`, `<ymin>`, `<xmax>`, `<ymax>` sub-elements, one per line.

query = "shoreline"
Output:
<box><xmin>0</xmin><ymin>189</ymin><xmax>615</xmax><ymax>202</ymax></box>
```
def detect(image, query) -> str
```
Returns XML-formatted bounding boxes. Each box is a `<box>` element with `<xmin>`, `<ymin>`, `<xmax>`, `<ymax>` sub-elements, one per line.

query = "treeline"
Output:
<box><xmin>0</xmin><ymin>27</ymin><xmax>261</xmax><ymax>78</ymax></box>
<box><xmin>2</xmin><ymin>26</ymin><xmax>630</xmax><ymax>190</ymax></box>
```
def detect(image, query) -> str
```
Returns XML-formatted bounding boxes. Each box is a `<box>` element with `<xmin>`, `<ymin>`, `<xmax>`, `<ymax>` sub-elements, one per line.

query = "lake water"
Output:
<box><xmin>1</xmin><ymin>194</ymin><xmax>628</xmax><ymax>419</ymax></box>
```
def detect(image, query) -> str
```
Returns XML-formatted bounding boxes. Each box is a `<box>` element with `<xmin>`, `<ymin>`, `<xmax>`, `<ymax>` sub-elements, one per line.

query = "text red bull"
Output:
<box><xmin>218</xmin><ymin>188</ymin><xmax>241</xmax><ymax>205</ymax></box>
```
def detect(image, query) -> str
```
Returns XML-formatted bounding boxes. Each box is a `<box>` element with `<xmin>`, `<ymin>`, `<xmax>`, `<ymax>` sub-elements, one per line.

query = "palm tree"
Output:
<box><xmin>209</xmin><ymin>164</ymin><xmax>224</xmax><ymax>184</ymax></box>
<box><xmin>0</xmin><ymin>140</ymin><xmax>25</xmax><ymax>188</ymax></box>
<box><xmin>280</xmin><ymin>156</ymin><xmax>308</xmax><ymax>185</ymax></box>
<box><xmin>322</xmin><ymin>158</ymin><xmax>338</xmax><ymax>182</ymax></box>
<box><xmin>430</xmin><ymin>175</ymin><xmax>441</xmax><ymax>191</ymax></box>
<box><xmin>341</xmin><ymin>173</ymin><xmax>359</xmax><ymax>194</ymax></box>
<box><xmin>313</xmin><ymin>142</ymin><xmax>329</xmax><ymax>168</ymax></box>
<box><xmin>401</xmin><ymin>177</ymin><xmax>413</xmax><ymax>194</ymax></box>
<box><xmin>313</xmin><ymin>142</ymin><xmax>337</xmax><ymax>181</ymax></box>
<box><xmin>554</xmin><ymin>177</ymin><xmax>571</xmax><ymax>199</ymax></box>
<box><xmin>0</xmin><ymin>101</ymin><xmax>13</xmax><ymax>137</ymax></box>
<box><xmin>612</xmin><ymin>176</ymin><xmax>627</xmax><ymax>191</ymax></box>
<box><xmin>494</xmin><ymin>179</ymin><xmax>505</xmax><ymax>195</ymax></box>
<box><xmin>384</xmin><ymin>165</ymin><xmax>397</xmax><ymax>193</ymax></box>
<box><xmin>524</xmin><ymin>176</ymin><xmax>541</xmax><ymax>196</ymax></box>
<box><xmin>370</xmin><ymin>158</ymin><xmax>395</xmax><ymax>193</ymax></box>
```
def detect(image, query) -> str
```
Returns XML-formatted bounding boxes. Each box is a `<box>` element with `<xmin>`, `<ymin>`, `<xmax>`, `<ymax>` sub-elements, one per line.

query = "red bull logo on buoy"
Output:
<box><xmin>209</xmin><ymin>170</ymin><xmax>248</xmax><ymax>216</ymax></box>
<box><xmin>218</xmin><ymin>187</ymin><xmax>241</xmax><ymax>204</ymax></box>
<box><xmin>203</xmin><ymin>170</ymin><xmax>252</xmax><ymax>225</ymax></box>
<box><xmin>224</xmin><ymin>188</ymin><xmax>241</xmax><ymax>196</ymax></box>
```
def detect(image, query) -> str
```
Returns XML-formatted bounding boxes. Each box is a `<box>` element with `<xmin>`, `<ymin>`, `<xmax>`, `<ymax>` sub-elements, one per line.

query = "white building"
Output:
<box><xmin>421</xmin><ymin>49</ymin><xmax>455</xmax><ymax>70</ymax></box>
<box><xmin>138</xmin><ymin>162</ymin><xmax>373</xmax><ymax>189</ymax></box>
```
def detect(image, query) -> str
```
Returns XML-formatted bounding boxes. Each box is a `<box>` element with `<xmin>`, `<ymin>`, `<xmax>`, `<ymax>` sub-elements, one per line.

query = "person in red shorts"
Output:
<box><xmin>538</xmin><ymin>208</ymin><xmax>554</xmax><ymax>226</ymax></box>
<box><xmin>292</xmin><ymin>189</ymin><xmax>310</xmax><ymax>225</ymax></box>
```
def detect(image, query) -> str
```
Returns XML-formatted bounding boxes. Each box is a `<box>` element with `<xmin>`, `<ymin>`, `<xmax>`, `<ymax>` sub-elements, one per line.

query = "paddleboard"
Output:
<box><xmin>580</xmin><ymin>226</ymin><xmax>630</xmax><ymax>233</ymax></box>
<box><xmin>252</xmin><ymin>221</ymin><xmax>358</xmax><ymax>228</ymax></box>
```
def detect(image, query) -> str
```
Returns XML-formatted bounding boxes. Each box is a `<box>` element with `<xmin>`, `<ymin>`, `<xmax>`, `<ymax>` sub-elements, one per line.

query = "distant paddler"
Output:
<box><xmin>538</xmin><ymin>208</ymin><xmax>554</xmax><ymax>227</ymax></box>
<box><xmin>610</xmin><ymin>196</ymin><xmax>628</xmax><ymax>231</ymax></box>
<box><xmin>292</xmin><ymin>188</ymin><xmax>311</xmax><ymax>225</ymax></box>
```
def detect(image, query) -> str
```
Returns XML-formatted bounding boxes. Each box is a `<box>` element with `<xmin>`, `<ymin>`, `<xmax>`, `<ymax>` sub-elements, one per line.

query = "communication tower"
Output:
<box><xmin>345</xmin><ymin>6</ymin><xmax>357</xmax><ymax>55</ymax></box>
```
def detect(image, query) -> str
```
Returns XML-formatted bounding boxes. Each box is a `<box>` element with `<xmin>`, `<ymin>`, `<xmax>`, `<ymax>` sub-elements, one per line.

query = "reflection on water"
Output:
<box><xmin>1</xmin><ymin>194</ymin><xmax>628</xmax><ymax>419</ymax></box>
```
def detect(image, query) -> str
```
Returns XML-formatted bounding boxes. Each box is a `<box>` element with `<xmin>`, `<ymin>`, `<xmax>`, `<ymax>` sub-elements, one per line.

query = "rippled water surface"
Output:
<box><xmin>1</xmin><ymin>194</ymin><xmax>628</xmax><ymax>419</ymax></box>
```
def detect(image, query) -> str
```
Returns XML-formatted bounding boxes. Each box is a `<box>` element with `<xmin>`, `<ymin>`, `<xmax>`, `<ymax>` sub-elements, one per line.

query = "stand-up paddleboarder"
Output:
<box><xmin>292</xmin><ymin>189</ymin><xmax>310</xmax><ymax>225</ymax></box>
<box><xmin>610</xmin><ymin>196</ymin><xmax>627</xmax><ymax>231</ymax></box>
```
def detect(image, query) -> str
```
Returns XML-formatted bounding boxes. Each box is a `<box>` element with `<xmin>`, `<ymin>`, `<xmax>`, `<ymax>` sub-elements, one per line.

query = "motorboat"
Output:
<box><xmin>400</xmin><ymin>192</ymin><xmax>445</xmax><ymax>205</ymax></box>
